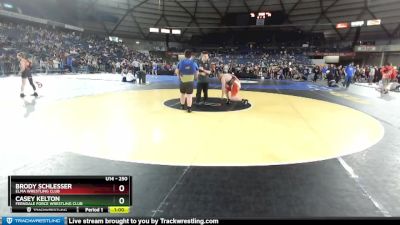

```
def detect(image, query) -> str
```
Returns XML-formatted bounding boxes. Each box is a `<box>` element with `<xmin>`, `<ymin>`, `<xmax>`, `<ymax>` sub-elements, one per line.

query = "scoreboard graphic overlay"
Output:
<box><xmin>8</xmin><ymin>176</ymin><xmax>132</xmax><ymax>213</ymax></box>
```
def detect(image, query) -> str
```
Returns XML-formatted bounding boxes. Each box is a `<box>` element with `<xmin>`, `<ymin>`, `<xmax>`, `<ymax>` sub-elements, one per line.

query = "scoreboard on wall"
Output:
<box><xmin>8</xmin><ymin>176</ymin><xmax>132</xmax><ymax>214</ymax></box>
<box><xmin>222</xmin><ymin>11</ymin><xmax>286</xmax><ymax>26</ymax></box>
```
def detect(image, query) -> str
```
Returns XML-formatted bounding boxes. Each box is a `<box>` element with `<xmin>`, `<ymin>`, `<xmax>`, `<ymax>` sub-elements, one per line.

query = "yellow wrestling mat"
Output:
<box><xmin>26</xmin><ymin>89</ymin><xmax>383</xmax><ymax>166</ymax></box>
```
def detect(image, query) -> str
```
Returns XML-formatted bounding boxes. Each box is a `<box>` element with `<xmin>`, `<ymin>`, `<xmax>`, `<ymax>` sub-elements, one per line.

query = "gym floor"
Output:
<box><xmin>0</xmin><ymin>74</ymin><xmax>399</xmax><ymax>217</ymax></box>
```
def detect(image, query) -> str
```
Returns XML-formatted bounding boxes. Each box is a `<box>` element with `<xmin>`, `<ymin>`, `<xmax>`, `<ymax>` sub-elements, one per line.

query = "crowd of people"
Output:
<box><xmin>1</xmin><ymin>20</ymin><xmax>399</xmax><ymax>92</ymax></box>
<box><xmin>0</xmin><ymin>20</ymin><xmax>312</xmax><ymax>81</ymax></box>
<box><xmin>206</xmin><ymin>48</ymin><xmax>312</xmax><ymax>79</ymax></box>
<box><xmin>0</xmin><ymin>21</ymin><xmax>166</xmax><ymax>76</ymax></box>
<box><xmin>309</xmin><ymin>63</ymin><xmax>400</xmax><ymax>90</ymax></box>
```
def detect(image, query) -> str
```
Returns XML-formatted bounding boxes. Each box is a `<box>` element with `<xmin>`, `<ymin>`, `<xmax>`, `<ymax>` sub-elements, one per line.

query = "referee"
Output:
<box><xmin>196</xmin><ymin>51</ymin><xmax>211</xmax><ymax>105</ymax></box>
<box><xmin>175</xmin><ymin>50</ymin><xmax>199</xmax><ymax>113</ymax></box>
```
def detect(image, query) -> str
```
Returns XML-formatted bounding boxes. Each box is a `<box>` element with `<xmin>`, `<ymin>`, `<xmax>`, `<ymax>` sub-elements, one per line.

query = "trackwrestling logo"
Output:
<box><xmin>2</xmin><ymin>217</ymin><xmax>64</xmax><ymax>225</ymax></box>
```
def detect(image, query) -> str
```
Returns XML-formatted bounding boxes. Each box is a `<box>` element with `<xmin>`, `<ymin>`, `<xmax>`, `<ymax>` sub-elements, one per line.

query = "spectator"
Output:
<box><xmin>313</xmin><ymin>66</ymin><xmax>321</xmax><ymax>82</ymax></box>
<box><xmin>369</xmin><ymin>66</ymin><xmax>375</xmax><ymax>85</ymax></box>
<box><xmin>344</xmin><ymin>63</ymin><xmax>356</xmax><ymax>89</ymax></box>
<box><xmin>380</xmin><ymin>63</ymin><xmax>394</xmax><ymax>94</ymax></box>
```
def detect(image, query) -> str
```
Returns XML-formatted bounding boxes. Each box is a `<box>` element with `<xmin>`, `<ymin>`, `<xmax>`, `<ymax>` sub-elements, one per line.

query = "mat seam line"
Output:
<box><xmin>151</xmin><ymin>166</ymin><xmax>191</xmax><ymax>217</ymax></box>
<box><xmin>338</xmin><ymin>157</ymin><xmax>391</xmax><ymax>217</ymax></box>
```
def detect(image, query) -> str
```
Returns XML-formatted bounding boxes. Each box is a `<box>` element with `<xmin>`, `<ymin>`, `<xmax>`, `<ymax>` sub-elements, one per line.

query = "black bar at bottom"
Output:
<box><xmin>66</xmin><ymin>218</ymin><xmax>395</xmax><ymax>225</ymax></box>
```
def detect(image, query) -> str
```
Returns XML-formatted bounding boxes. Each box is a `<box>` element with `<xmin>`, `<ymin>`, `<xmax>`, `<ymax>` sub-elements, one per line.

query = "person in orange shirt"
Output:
<box><xmin>380</xmin><ymin>63</ymin><xmax>394</xmax><ymax>94</ymax></box>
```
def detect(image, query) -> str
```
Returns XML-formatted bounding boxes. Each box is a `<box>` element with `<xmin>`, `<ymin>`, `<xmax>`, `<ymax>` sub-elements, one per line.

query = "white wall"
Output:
<box><xmin>324</xmin><ymin>56</ymin><xmax>340</xmax><ymax>63</ymax></box>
